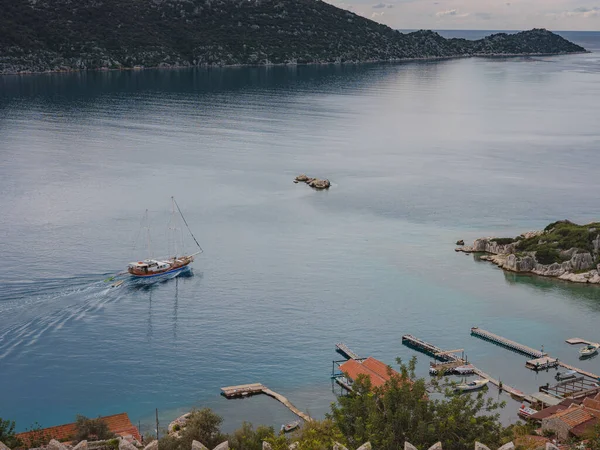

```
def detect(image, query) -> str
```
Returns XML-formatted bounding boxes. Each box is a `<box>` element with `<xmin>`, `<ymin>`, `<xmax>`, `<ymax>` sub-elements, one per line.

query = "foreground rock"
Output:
<box><xmin>0</xmin><ymin>0</ymin><xmax>587</xmax><ymax>75</ymax></box>
<box><xmin>457</xmin><ymin>220</ymin><xmax>600</xmax><ymax>284</ymax></box>
<box><xmin>295</xmin><ymin>174</ymin><xmax>331</xmax><ymax>190</ymax></box>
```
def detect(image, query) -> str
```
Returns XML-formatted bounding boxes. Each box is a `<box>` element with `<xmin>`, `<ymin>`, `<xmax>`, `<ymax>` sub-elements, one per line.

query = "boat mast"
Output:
<box><xmin>144</xmin><ymin>209</ymin><xmax>153</xmax><ymax>258</ymax></box>
<box><xmin>168</xmin><ymin>197</ymin><xmax>181</xmax><ymax>258</ymax></box>
<box><xmin>172</xmin><ymin>196</ymin><xmax>203</xmax><ymax>254</ymax></box>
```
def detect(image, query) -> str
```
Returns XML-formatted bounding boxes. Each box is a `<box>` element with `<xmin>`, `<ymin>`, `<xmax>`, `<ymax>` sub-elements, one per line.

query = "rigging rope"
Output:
<box><xmin>172</xmin><ymin>197</ymin><xmax>203</xmax><ymax>253</ymax></box>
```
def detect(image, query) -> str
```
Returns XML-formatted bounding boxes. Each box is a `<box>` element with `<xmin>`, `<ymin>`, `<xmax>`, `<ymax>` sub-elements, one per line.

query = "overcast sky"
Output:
<box><xmin>325</xmin><ymin>0</ymin><xmax>599</xmax><ymax>31</ymax></box>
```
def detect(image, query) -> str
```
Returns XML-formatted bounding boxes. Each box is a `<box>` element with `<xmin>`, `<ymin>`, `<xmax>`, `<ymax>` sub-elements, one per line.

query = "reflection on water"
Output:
<box><xmin>1</xmin><ymin>32</ymin><xmax>600</xmax><ymax>431</ymax></box>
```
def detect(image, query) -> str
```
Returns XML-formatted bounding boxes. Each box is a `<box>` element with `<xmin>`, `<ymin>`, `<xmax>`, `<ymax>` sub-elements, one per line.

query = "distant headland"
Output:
<box><xmin>457</xmin><ymin>220</ymin><xmax>600</xmax><ymax>284</ymax></box>
<box><xmin>0</xmin><ymin>0</ymin><xmax>587</xmax><ymax>75</ymax></box>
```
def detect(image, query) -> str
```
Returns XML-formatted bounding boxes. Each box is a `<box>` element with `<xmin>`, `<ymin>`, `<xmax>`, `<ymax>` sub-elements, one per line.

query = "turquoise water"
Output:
<box><xmin>1</xmin><ymin>31</ymin><xmax>600</xmax><ymax>434</ymax></box>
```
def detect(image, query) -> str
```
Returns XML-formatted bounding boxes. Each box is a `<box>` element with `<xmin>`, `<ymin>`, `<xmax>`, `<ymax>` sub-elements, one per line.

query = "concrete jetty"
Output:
<box><xmin>221</xmin><ymin>383</ymin><xmax>313</xmax><ymax>422</ymax></box>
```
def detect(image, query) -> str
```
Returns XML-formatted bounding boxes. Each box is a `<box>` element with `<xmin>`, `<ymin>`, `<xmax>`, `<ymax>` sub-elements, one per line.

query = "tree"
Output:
<box><xmin>158</xmin><ymin>409</ymin><xmax>227</xmax><ymax>450</ymax></box>
<box><xmin>74</xmin><ymin>415</ymin><xmax>115</xmax><ymax>442</ymax></box>
<box><xmin>228</xmin><ymin>422</ymin><xmax>275</xmax><ymax>450</ymax></box>
<box><xmin>0</xmin><ymin>418</ymin><xmax>21</xmax><ymax>448</ymax></box>
<box><xmin>329</xmin><ymin>356</ymin><xmax>511</xmax><ymax>450</ymax></box>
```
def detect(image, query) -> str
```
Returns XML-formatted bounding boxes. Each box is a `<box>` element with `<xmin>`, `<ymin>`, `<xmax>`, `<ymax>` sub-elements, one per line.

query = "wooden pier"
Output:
<box><xmin>566</xmin><ymin>338</ymin><xmax>595</xmax><ymax>345</ymax></box>
<box><xmin>556</xmin><ymin>361</ymin><xmax>600</xmax><ymax>380</ymax></box>
<box><xmin>402</xmin><ymin>335</ymin><xmax>462</xmax><ymax>362</ymax></box>
<box><xmin>402</xmin><ymin>333</ymin><xmax>534</xmax><ymax>402</ymax></box>
<box><xmin>471</xmin><ymin>327</ymin><xmax>546</xmax><ymax>358</ymax></box>
<box><xmin>472</xmin><ymin>367</ymin><xmax>534</xmax><ymax>403</ymax></box>
<box><xmin>221</xmin><ymin>384</ymin><xmax>313</xmax><ymax>422</ymax></box>
<box><xmin>336</xmin><ymin>343</ymin><xmax>360</xmax><ymax>360</ymax></box>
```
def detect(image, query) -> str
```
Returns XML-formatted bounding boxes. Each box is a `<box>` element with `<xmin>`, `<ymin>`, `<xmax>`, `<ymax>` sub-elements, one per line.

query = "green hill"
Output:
<box><xmin>0</xmin><ymin>0</ymin><xmax>587</xmax><ymax>74</ymax></box>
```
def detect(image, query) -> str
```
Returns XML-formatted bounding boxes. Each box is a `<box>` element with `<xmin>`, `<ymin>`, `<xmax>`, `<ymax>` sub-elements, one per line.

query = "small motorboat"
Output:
<box><xmin>455</xmin><ymin>379</ymin><xmax>489</xmax><ymax>392</ymax></box>
<box><xmin>281</xmin><ymin>420</ymin><xmax>301</xmax><ymax>433</ymax></box>
<box><xmin>555</xmin><ymin>370</ymin><xmax>577</xmax><ymax>381</ymax></box>
<box><xmin>579</xmin><ymin>344</ymin><xmax>599</xmax><ymax>358</ymax></box>
<box><xmin>518</xmin><ymin>404</ymin><xmax>537</xmax><ymax>419</ymax></box>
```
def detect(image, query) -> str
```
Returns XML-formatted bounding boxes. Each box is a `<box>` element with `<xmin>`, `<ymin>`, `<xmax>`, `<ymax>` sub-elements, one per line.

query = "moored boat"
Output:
<box><xmin>455</xmin><ymin>379</ymin><xmax>489</xmax><ymax>392</ymax></box>
<box><xmin>579</xmin><ymin>344</ymin><xmax>599</xmax><ymax>358</ymax></box>
<box><xmin>555</xmin><ymin>369</ymin><xmax>577</xmax><ymax>381</ymax></box>
<box><xmin>281</xmin><ymin>420</ymin><xmax>301</xmax><ymax>433</ymax></box>
<box><xmin>518</xmin><ymin>404</ymin><xmax>537</xmax><ymax>419</ymax></box>
<box><xmin>127</xmin><ymin>197</ymin><xmax>202</xmax><ymax>280</ymax></box>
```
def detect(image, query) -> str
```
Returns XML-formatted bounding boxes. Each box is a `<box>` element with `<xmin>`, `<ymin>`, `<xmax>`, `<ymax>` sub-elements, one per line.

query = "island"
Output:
<box><xmin>457</xmin><ymin>220</ymin><xmax>600</xmax><ymax>284</ymax></box>
<box><xmin>294</xmin><ymin>174</ymin><xmax>331</xmax><ymax>190</ymax></box>
<box><xmin>0</xmin><ymin>0</ymin><xmax>587</xmax><ymax>74</ymax></box>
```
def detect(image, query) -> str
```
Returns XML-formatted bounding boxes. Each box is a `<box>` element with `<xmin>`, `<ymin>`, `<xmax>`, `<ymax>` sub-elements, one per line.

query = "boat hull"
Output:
<box><xmin>130</xmin><ymin>264</ymin><xmax>191</xmax><ymax>284</ymax></box>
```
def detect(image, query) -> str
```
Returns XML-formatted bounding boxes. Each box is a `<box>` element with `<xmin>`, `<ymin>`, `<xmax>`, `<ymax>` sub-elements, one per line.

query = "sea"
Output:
<box><xmin>1</xmin><ymin>30</ymin><xmax>599</xmax><ymax>434</ymax></box>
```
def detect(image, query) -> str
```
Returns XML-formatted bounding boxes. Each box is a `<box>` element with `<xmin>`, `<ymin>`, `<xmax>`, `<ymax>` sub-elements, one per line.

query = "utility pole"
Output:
<box><xmin>156</xmin><ymin>408</ymin><xmax>159</xmax><ymax>440</ymax></box>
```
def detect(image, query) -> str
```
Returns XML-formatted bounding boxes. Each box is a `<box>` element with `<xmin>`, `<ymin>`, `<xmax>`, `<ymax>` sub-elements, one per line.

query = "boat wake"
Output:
<box><xmin>0</xmin><ymin>272</ymin><xmax>178</xmax><ymax>361</ymax></box>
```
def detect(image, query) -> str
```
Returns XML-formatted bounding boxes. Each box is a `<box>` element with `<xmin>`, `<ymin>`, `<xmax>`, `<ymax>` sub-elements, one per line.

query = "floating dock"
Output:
<box><xmin>402</xmin><ymin>335</ymin><xmax>462</xmax><ymax>362</ymax></box>
<box><xmin>526</xmin><ymin>356</ymin><xmax>559</xmax><ymax>370</ymax></box>
<box><xmin>221</xmin><ymin>384</ymin><xmax>313</xmax><ymax>422</ymax></box>
<box><xmin>566</xmin><ymin>338</ymin><xmax>595</xmax><ymax>345</ymax></box>
<box><xmin>472</xmin><ymin>329</ymin><xmax>600</xmax><ymax>380</ymax></box>
<box><xmin>336</xmin><ymin>343</ymin><xmax>360</xmax><ymax>360</ymax></box>
<box><xmin>471</xmin><ymin>327</ymin><xmax>546</xmax><ymax>359</ymax></box>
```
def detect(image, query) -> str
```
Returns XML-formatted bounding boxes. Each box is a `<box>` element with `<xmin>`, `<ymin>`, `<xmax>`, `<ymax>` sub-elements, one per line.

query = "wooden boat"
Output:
<box><xmin>555</xmin><ymin>369</ymin><xmax>577</xmax><ymax>380</ymax></box>
<box><xmin>281</xmin><ymin>420</ymin><xmax>301</xmax><ymax>433</ymax></box>
<box><xmin>518</xmin><ymin>404</ymin><xmax>537</xmax><ymax>419</ymax></box>
<box><xmin>127</xmin><ymin>197</ymin><xmax>203</xmax><ymax>280</ymax></box>
<box><xmin>579</xmin><ymin>344</ymin><xmax>599</xmax><ymax>358</ymax></box>
<box><xmin>455</xmin><ymin>379</ymin><xmax>489</xmax><ymax>392</ymax></box>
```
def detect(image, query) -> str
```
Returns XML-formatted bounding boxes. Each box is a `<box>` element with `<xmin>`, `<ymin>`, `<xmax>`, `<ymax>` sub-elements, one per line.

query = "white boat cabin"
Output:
<box><xmin>128</xmin><ymin>259</ymin><xmax>172</xmax><ymax>273</ymax></box>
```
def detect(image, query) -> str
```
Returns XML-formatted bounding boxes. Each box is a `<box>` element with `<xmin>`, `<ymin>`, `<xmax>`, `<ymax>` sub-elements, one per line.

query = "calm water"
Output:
<box><xmin>1</xmin><ymin>31</ymin><xmax>600</xmax><ymax>434</ymax></box>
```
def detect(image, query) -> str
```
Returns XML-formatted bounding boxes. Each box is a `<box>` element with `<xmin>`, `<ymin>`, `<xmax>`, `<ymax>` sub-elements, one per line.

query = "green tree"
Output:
<box><xmin>158</xmin><ymin>409</ymin><xmax>226</xmax><ymax>450</ymax></box>
<box><xmin>329</xmin><ymin>356</ymin><xmax>511</xmax><ymax>450</ymax></box>
<box><xmin>74</xmin><ymin>415</ymin><xmax>115</xmax><ymax>442</ymax></box>
<box><xmin>0</xmin><ymin>418</ymin><xmax>21</xmax><ymax>448</ymax></box>
<box><xmin>228</xmin><ymin>422</ymin><xmax>275</xmax><ymax>450</ymax></box>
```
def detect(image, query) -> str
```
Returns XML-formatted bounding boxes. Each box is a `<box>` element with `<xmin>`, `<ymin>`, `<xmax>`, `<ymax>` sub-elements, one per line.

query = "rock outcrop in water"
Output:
<box><xmin>295</xmin><ymin>174</ymin><xmax>331</xmax><ymax>190</ymax></box>
<box><xmin>0</xmin><ymin>0</ymin><xmax>587</xmax><ymax>74</ymax></box>
<box><xmin>457</xmin><ymin>221</ymin><xmax>600</xmax><ymax>284</ymax></box>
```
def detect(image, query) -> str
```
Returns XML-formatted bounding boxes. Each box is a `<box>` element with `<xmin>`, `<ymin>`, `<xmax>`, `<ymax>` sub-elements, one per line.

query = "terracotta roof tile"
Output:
<box><xmin>339</xmin><ymin>359</ymin><xmax>388</xmax><ymax>388</ymax></box>
<box><xmin>571</xmin><ymin>417</ymin><xmax>599</xmax><ymax>437</ymax></box>
<box><xmin>530</xmin><ymin>398</ymin><xmax>580</xmax><ymax>421</ymax></box>
<box><xmin>551</xmin><ymin>406</ymin><xmax>595</xmax><ymax>428</ymax></box>
<box><xmin>16</xmin><ymin>413</ymin><xmax>141</xmax><ymax>445</ymax></box>
<box><xmin>583</xmin><ymin>398</ymin><xmax>600</xmax><ymax>412</ymax></box>
<box><xmin>339</xmin><ymin>357</ymin><xmax>403</xmax><ymax>389</ymax></box>
<box><xmin>362</xmin><ymin>357</ymin><xmax>394</xmax><ymax>381</ymax></box>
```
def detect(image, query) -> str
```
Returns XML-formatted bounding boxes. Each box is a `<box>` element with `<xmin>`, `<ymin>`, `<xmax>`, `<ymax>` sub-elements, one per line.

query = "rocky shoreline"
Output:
<box><xmin>0</xmin><ymin>51</ymin><xmax>590</xmax><ymax>77</ymax></box>
<box><xmin>0</xmin><ymin>0</ymin><xmax>587</xmax><ymax>76</ymax></box>
<box><xmin>457</xmin><ymin>224</ymin><xmax>600</xmax><ymax>284</ymax></box>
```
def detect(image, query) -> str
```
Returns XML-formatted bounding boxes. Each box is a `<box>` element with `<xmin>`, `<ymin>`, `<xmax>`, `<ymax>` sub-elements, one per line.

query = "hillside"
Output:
<box><xmin>0</xmin><ymin>0</ymin><xmax>587</xmax><ymax>74</ymax></box>
<box><xmin>458</xmin><ymin>220</ymin><xmax>600</xmax><ymax>284</ymax></box>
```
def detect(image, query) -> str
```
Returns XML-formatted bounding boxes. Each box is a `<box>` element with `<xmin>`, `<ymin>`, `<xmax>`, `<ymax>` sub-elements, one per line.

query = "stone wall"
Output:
<box><xmin>1</xmin><ymin>439</ymin><xmax>526</xmax><ymax>450</ymax></box>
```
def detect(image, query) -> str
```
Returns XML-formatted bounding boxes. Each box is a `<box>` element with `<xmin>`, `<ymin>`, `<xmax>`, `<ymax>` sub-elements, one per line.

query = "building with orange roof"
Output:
<box><xmin>338</xmin><ymin>356</ymin><xmax>404</xmax><ymax>390</ymax></box>
<box><xmin>542</xmin><ymin>405</ymin><xmax>597</xmax><ymax>441</ymax></box>
<box><xmin>16</xmin><ymin>413</ymin><xmax>141</xmax><ymax>447</ymax></box>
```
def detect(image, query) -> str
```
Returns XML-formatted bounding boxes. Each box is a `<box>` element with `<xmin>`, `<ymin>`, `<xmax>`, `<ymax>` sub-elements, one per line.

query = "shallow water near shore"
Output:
<box><xmin>1</xmin><ymin>31</ymin><xmax>600</xmax><ymax>433</ymax></box>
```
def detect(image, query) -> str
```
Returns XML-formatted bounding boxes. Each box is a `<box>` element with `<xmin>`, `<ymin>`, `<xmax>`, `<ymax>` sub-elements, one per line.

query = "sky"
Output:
<box><xmin>325</xmin><ymin>0</ymin><xmax>600</xmax><ymax>31</ymax></box>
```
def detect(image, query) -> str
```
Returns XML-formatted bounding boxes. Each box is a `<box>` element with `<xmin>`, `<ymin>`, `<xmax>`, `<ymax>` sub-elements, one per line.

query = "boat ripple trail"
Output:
<box><xmin>0</xmin><ymin>275</ymin><xmax>131</xmax><ymax>361</ymax></box>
